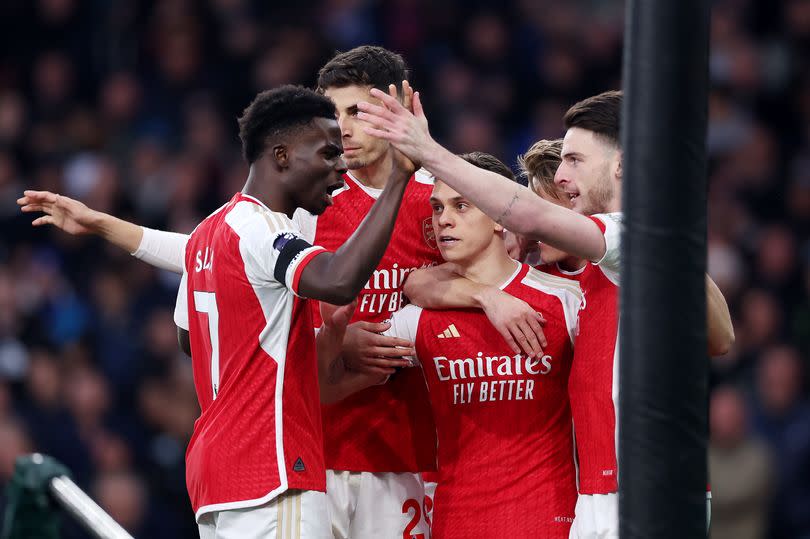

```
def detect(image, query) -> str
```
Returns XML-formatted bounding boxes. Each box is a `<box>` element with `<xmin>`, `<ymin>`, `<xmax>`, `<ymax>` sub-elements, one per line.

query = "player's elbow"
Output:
<box><xmin>708</xmin><ymin>327</ymin><xmax>735</xmax><ymax>357</ymax></box>
<box><xmin>320</xmin><ymin>284</ymin><xmax>358</xmax><ymax>306</ymax></box>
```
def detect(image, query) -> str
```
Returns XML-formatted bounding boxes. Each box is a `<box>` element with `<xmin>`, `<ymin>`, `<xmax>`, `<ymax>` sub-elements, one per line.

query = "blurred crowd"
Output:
<box><xmin>0</xmin><ymin>0</ymin><xmax>807</xmax><ymax>537</ymax></box>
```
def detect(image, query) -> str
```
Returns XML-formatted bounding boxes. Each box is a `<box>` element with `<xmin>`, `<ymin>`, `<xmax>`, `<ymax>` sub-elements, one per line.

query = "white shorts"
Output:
<box><xmin>326</xmin><ymin>470</ymin><xmax>430</xmax><ymax>539</ymax></box>
<box><xmin>568</xmin><ymin>491</ymin><xmax>713</xmax><ymax>538</ymax></box>
<box><xmin>198</xmin><ymin>489</ymin><xmax>331</xmax><ymax>539</ymax></box>
<box><xmin>569</xmin><ymin>492</ymin><xmax>618</xmax><ymax>539</ymax></box>
<box><xmin>423</xmin><ymin>480</ymin><xmax>437</xmax><ymax>531</ymax></box>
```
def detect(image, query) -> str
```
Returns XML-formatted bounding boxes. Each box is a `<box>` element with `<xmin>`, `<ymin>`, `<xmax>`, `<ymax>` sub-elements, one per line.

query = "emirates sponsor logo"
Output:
<box><xmin>433</xmin><ymin>352</ymin><xmax>555</xmax><ymax>404</ymax></box>
<box><xmin>362</xmin><ymin>263</ymin><xmax>416</xmax><ymax>291</ymax></box>
<box><xmin>359</xmin><ymin>263</ymin><xmax>434</xmax><ymax>315</ymax></box>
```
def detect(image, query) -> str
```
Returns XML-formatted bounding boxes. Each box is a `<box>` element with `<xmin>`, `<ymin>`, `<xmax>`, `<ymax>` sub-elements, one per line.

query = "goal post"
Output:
<box><xmin>619</xmin><ymin>1</ymin><xmax>711</xmax><ymax>537</ymax></box>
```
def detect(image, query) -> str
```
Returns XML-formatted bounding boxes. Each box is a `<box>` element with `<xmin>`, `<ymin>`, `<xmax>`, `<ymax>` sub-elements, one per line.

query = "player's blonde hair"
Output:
<box><xmin>517</xmin><ymin>139</ymin><xmax>564</xmax><ymax>202</ymax></box>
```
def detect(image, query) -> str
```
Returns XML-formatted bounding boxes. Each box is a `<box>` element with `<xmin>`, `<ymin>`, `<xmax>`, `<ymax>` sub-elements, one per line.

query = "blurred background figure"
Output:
<box><xmin>709</xmin><ymin>385</ymin><xmax>772</xmax><ymax>539</ymax></box>
<box><xmin>751</xmin><ymin>346</ymin><xmax>810</xmax><ymax>539</ymax></box>
<box><xmin>0</xmin><ymin>0</ymin><xmax>807</xmax><ymax>536</ymax></box>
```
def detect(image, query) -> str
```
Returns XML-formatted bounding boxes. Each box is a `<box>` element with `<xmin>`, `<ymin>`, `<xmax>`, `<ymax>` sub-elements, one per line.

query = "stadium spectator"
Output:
<box><xmin>709</xmin><ymin>385</ymin><xmax>772</xmax><ymax>539</ymax></box>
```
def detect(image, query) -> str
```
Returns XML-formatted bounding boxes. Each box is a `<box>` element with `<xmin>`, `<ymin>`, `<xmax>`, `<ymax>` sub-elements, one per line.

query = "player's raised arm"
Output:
<box><xmin>404</xmin><ymin>264</ymin><xmax>547</xmax><ymax>357</ymax></box>
<box><xmin>18</xmin><ymin>190</ymin><xmax>189</xmax><ymax>274</ymax></box>
<box><xmin>356</xmin><ymin>89</ymin><xmax>607</xmax><ymax>262</ymax></box>
<box><xmin>296</xmin><ymin>149</ymin><xmax>414</xmax><ymax>304</ymax></box>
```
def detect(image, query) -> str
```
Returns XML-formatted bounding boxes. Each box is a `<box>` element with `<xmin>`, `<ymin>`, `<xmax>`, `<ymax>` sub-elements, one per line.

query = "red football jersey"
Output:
<box><xmin>537</xmin><ymin>216</ymin><xmax>621</xmax><ymax>495</ymax></box>
<box><xmin>568</xmin><ymin>213</ymin><xmax>621</xmax><ymax>495</ymax></box>
<box><xmin>387</xmin><ymin>263</ymin><xmax>583</xmax><ymax>538</ymax></box>
<box><xmin>174</xmin><ymin>193</ymin><xmax>328</xmax><ymax>519</ymax></box>
<box><xmin>294</xmin><ymin>170</ymin><xmax>442</xmax><ymax>473</ymax></box>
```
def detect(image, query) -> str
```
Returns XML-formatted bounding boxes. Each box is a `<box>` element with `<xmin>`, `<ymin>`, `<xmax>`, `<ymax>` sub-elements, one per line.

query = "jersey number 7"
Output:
<box><xmin>194</xmin><ymin>291</ymin><xmax>220</xmax><ymax>399</ymax></box>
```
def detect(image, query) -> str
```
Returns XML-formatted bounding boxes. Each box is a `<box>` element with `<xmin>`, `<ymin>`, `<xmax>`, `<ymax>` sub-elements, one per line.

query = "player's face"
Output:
<box><xmin>532</xmin><ymin>181</ymin><xmax>573</xmax><ymax>264</ymax></box>
<box><xmin>325</xmin><ymin>85</ymin><xmax>391</xmax><ymax>170</ymax></box>
<box><xmin>430</xmin><ymin>180</ymin><xmax>503</xmax><ymax>265</ymax></box>
<box><xmin>554</xmin><ymin>127</ymin><xmax>620</xmax><ymax>216</ymax></box>
<box><xmin>284</xmin><ymin>117</ymin><xmax>347</xmax><ymax>215</ymax></box>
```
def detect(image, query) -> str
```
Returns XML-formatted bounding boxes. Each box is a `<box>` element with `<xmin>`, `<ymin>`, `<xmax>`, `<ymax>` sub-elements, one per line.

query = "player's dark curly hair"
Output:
<box><xmin>317</xmin><ymin>45</ymin><xmax>409</xmax><ymax>93</ymax></box>
<box><xmin>237</xmin><ymin>85</ymin><xmax>337</xmax><ymax>163</ymax></box>
<box><xmin>459</xmin><ymin>152</ymin><xmax>516</xmax><ymax>182</ymax></box>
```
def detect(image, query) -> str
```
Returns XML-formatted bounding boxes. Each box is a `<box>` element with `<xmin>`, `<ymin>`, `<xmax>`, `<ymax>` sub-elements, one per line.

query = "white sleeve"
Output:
<box><xmin>292</xmin><ymin>208</ymin><xmax>318</xmax><ymax>243</ymax></box>
<box><xmin>132</xmin><ymin>227</ymin><xmax>189</xmax><ymax>275</ymax></box>
<box><xmin>227</xmin><ymin>204</ymin><xmax>327</xmax><ymax>296</ymax></box>
<box><xmin>591</xmin><ymin>213</ymin><xmax>622</xmax><ymax>284</ymax></box>
<box><xmin>173</xmin><ymin>270</ymin><xmax>189</xmax><ymax>330</ymax></box>
<box><xmin>382</xmin><ymin>304</ymin><xmax>423</xmax><ymax>365</ymax></box>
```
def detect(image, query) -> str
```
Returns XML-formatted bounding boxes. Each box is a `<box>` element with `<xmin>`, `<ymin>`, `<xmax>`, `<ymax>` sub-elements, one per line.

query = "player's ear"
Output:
<box><xmin>614</xmin><ymin>151</ymin><xmax>623</xmax><ymax>182</ymax></box>
<box><xmin>272</xmin><ymin>144</ymin><xmax>289</xmax><ymax>169</ymax></box>
<box><xmin>494</xmin><ymin>221</ymin><xmax>505</xmax><ymax>234</ymax></box>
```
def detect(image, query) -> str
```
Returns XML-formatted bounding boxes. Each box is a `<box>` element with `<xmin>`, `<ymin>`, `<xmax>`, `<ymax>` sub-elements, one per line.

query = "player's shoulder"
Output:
<box><xmin>413</xmin><ymin>168</ymin><xmax>434</xmax><ymax>186</ymax></box>
<box><xmin>520</xmin><ymin>265</ymin><xmax>583</xmax><ymax>301</ymax></box>
<box><xmin>589</xmin><ymin>212</ymin><xmax>623</xmax><ymax>230</ymax></box>
<box><xmin>226</xmin><ymin>196</ymin><xmax>294</xmax><ymax>234</ymax></box>
<box><xmin>219</xmin><ymin>197</ymin><xmax>300</xmax><ymax>260</ymax></box>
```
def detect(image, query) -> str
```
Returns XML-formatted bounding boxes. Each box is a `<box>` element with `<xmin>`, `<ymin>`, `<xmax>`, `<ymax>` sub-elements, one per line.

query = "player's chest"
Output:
<box><xmin>416</xmin><ymin>312</ymin><xmax>571</xmax><ymax>407</ymax></box>
<box><xmin>314</xmin><ymin>192</ymin><xmax>439</xmax><ymax>260</ymax></box>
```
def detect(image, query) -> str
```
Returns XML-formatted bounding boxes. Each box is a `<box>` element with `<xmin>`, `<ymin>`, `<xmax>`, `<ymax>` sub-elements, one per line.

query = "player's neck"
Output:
<box><xmin>242</xmin><ymin>166</ymin><xmax>294</xmax><ymax>217</ymax></box>
<box><xmin>559</xmin><ymin>256</ymin><xmax>586</xmax><ymax>272</ymax></box>
<box><xmin>350</xmin><ymin>153</ymin><xmax>394</xmax><ymax>190</ymax></box>
<box><xmin>457</xmin><ymin>244</ymin><xmax>519</xmax><ymax>287</ymax></box>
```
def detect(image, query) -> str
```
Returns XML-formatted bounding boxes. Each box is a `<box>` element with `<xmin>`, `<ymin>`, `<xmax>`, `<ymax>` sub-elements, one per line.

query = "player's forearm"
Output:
<box><xmin>706</xmin><ymin>274</ymin><xmax>734</xmax><ymax>356</ymax></box>
<box><xmin>422</xmin><ymin>143</ymin><xmax>606</xmax><ymax>261</ymax></box>
<box><xmin>131</xmin><ymin>228</ymin><xmax>190</xmax><ymax>274</ymax></box>
<box><xmin>301</xmin><ymin>169</ymin><xmax>409</xmax><ymax>304</ymax></box>
<box><xmin>88</xmin><ymin>211</ymin><xmax>144</xmax><ymax>254</ymax></box>
<box><xmin>404</xmin><ymin>265</ymin><xmax>484</xmax><ymax>310</ymax></box>
<box><xmin>317</xmin><ymin>353</ymin><xmax>381</xmax><ymax>404</ymax></box>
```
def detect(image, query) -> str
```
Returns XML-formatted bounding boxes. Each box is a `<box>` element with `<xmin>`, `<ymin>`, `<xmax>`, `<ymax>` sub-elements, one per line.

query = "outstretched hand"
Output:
<box><xmin>358</xmin><ymin>81</ymin><xmax>434</xmax><ymax>168</ymax></box>
<box><xmin>17</xmin><ymin>190</ymin><xmax>100</xmax><ymax>235</ymax></box>
<box><xmin>384</xmin><ymin>82</ymin><xmax>420</xmax><ymax>176</ymax></box>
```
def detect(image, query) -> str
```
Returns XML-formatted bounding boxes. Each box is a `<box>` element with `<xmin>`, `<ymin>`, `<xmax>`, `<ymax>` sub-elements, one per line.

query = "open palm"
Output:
<box><xmin>17</xmin><ymin>190</ymin><xmax>98</xmax><ymax>235</ymax></box>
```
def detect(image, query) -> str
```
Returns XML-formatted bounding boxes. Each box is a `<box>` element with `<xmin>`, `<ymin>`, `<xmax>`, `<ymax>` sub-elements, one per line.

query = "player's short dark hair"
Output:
<box><xmin>317</xmin><ymin>45</ymin><xmax>409</xmax><ymax>93</ymax></box>
<box><xmin>563</xmin><ymin>90</ymin><xmax>623</xmax><ymax>147</ymax></box>
<box><xmin>459</xmin><ymin>152</ymin><xmax>516</xmax><ymax>182</ymax></box>
<box><xmin>237</xmin><ymin>85</ymin><xmax>337</xmax><ymax>163</ymax></box>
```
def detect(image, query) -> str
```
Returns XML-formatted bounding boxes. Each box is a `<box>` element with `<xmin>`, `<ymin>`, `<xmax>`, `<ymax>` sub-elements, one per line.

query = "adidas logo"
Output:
<box><xmin>293</xmin><ymin>457</ymin><xmax>305</xmax><ymax>472</ymax></box>
<box><xmin>437</xmin><ymin>324</ymin><xmax>461</xmax><ymax>339</ymax></box>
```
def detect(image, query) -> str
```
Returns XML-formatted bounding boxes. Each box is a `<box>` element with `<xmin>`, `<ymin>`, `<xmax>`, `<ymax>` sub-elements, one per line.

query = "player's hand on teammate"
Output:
<box><xmin>383</xmin><ymin>81</ymin><xmax>420</xmax><ymax>176</ymax></box>
<box><xmin>342</xmin><ymin>320</ymin><xmax>415</xmax><ymax>377</ymax></box>
<box><xmin>317</xmin><ymin>301</ymin><xmax>358</xmax><ymax>364</ymax></box>
<box><xmin>478</xmin><ymin>287</ymin><xmax>547</xmax><ymax>358</ymax></box>
<box><xmin>17</xmin><ymin>190</ymin><xmax>100</xmax><ymax>235</ymax></box>
<box><xmin>357</xmin><ymin>81</ymin><xmax>434</xmax><ymax>168</ymax></box>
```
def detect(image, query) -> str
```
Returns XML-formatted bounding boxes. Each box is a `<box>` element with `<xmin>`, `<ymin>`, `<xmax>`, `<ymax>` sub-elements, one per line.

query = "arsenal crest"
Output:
<box><xmin>422</xmin><ymin>217</ymin><xmax>437</xmax><ymax>249</ymax></box>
